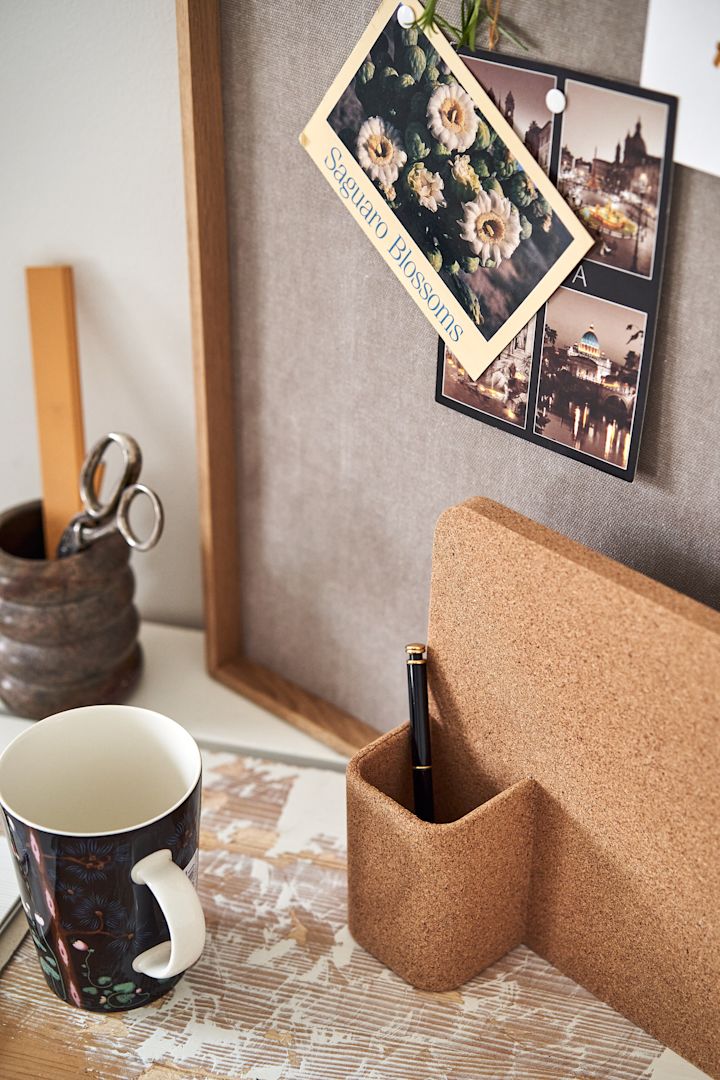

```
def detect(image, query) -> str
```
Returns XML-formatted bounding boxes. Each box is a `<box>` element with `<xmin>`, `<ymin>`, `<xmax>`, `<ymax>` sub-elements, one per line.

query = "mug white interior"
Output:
<box><xmin>0</xmin><ymin>705</ymin><xmax>201</xmax><ymax>835</ymax></box>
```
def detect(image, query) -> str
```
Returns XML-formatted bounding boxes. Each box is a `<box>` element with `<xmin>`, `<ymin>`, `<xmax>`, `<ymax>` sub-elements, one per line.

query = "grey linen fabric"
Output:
<box><xmin>221</xmin><ymin>0</ymin><xmax>719</xmax><ymax>732</ymax></box>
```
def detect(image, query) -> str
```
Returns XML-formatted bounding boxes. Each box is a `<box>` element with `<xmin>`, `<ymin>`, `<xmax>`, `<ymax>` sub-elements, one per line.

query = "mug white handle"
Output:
<box><xmin>130</xmin><ymin>849</ymin><xmax>206</xmax><ymax>979</ymax></box>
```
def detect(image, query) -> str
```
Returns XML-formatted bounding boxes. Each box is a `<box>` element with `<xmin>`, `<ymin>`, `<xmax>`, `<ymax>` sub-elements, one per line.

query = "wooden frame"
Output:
<box><xmin>176</xmin><ymin>0</ymin><xmax>378</xmax><ymax>756</ymax></box>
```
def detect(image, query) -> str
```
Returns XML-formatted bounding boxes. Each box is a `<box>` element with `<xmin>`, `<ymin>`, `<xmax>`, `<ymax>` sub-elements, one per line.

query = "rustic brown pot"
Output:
<box><xmin>0</xmin><ymin>500</ymin><xmax>142</xmax><ymax>719</ymax></box>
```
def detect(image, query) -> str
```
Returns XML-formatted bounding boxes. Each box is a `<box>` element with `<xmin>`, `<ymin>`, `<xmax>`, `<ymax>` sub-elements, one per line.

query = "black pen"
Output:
<box><xmin>405</xmin><ymin>643</ymin><xmax>434</xmax><ymax>822</ymax></box>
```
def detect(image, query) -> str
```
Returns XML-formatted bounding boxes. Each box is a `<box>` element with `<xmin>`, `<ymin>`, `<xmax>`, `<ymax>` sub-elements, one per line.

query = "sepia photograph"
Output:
<box><xmin>463</xmin><ymin>56</ymin><xmax>557</xmax><ymax>172</ymax></box>
<box><xmin>558</xmin><ymin>80</ymin><xmax>670</xmax><ymax>278</ymax></box>
<box><xmin>534</xmin><ymin>288</ymin><xmax>646</xmax><ymax>469</ymax></box>
<box><xmin>440</xmin><ymin>317</ymin><xmax>535</xmax><ymax>428</ymax></box>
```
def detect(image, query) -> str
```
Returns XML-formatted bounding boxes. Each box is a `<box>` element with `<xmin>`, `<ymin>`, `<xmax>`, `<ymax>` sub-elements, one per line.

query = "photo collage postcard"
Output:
<box><xmin>437</xmin><ymin>50</ymin><xmax>677</xmax><ymax>480</ymax></box>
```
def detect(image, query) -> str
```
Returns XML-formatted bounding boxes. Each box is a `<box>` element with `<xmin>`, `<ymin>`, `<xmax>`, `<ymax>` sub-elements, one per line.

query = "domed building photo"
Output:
<box><xmin>565</xmin><ymin>325</ymin><xmax>613</xmax><ymax>382</ymax></box>
<box><xmin>534</xmin><ymin>288</ymin><xmax>645</xmax><ymax>469</ymax></box>
<box><xmin>557</xmin><ymin>80</ymin><xmax>669</xmax><ymax>277</ymax></box>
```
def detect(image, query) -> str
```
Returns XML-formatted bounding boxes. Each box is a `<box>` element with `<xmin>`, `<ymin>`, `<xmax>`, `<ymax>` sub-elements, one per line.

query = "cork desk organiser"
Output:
<box><xmin>347</xmin><ymin>498</ymin><xmax>720</xmax><ymax>1079</ymax></box>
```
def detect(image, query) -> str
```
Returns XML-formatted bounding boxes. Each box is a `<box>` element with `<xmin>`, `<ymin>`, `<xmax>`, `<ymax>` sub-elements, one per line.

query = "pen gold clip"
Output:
<box><xmin>405</xmin><ymin>643</ymin><xmax>434</xmax><ymax>822</ymax></box>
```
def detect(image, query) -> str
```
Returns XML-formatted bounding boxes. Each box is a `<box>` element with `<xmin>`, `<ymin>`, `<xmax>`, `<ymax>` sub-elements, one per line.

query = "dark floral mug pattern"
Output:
<box><xmin>0</xmin><ymin>706</ymin><xmax>205</xmax><ymax>1011</ymax></box>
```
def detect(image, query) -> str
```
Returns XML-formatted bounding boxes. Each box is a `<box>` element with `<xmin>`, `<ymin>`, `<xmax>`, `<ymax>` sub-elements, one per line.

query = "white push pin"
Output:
<box><xmin>545</xmin><ymin>88</ymin><xmax>566</xmax><ymax>114</ymax></box>
<box><xmin>397</xmin><ymin>4</ymin><xmax>415</xmax><ymax>28</ymax></box>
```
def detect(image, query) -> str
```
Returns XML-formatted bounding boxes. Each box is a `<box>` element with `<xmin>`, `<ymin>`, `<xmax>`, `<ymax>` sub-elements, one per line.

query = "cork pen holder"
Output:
<box><xmin>0</xmin><ymin>500</ymin><xmax>142</xmax><ymax>719</ymax></box>
<box><xmin>347</xmin><ymin>724</ymin><xmax>537</xmax><ymax>991</ymax></box>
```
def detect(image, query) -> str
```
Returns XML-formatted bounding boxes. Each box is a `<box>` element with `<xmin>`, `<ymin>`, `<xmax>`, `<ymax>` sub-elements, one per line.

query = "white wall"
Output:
<box><xmin>0</xmin><ymin>0</ymin><xmax>202</xmax><ymax>626</ymax></box>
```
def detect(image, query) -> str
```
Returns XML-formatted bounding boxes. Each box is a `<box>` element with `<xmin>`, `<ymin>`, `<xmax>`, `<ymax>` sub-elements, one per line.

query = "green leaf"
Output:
<box><xmin>112</xmin><ymin>981</ymin><xmax>136</xmax><ymax>993</ymax></box>
<box><xmin>414</xmin><ymin>0</ymin><xmax>525</xmax><ymax>53</ymax></box>
<box><xmin>83</xmin><ymin>986</ymin><xmax>98</xmax><ymax>995</ymax></box>
<box><xmin>435</xmin><ymin>15</ymin><xmax>462</xmax><ymax>38</ymax></box>
<box><xmin>497</xmin><ymin>22</ymin><xmax>528</xmax><ymax>50</ymax></box>
<box><xmin>43</xmin><ymin>953</ymin><xmax>58</xmax><ymax>967</ymax></box>
<box><xmin>115</xmin><ymin>993</ymin><xmax>135</xmax><ymax>1005</ymax></box>
<box><xmin>40</xmin><ymin>957</ymin><xmax>61</xmax><ymax>980</ymax></box>
<box><xmin>463</xmin><ymin>0</ymin><xmax>483</xmax><ymax>49</ymax></box>
<box><xmin>97</xmin><ymin>975</ymin><xmax>112</xmax><ymax>986</ymax></box>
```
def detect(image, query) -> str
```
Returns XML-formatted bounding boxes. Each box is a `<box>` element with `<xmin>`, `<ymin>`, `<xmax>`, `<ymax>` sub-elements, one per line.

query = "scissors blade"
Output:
<box><xmin>56</xmin><ymin>515</ymin><xmax>89</xmax><ymax>559</ymax></box>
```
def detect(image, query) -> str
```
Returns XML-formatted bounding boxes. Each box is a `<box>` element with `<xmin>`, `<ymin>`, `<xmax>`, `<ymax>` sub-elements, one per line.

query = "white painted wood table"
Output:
<box><xmin>0</xmin><ymin>624</ymin><xmax>710</xmax><ymax>1079</ymax></box>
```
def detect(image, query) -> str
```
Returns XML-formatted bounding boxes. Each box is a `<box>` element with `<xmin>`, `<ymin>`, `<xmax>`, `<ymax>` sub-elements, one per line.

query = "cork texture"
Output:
<box><xmin>347</xmin><ymin>498</ymin><xmax>719</xmax><ymax>1077</ymax></box>
<box><xmin>347</xmin><ymin>726</ymin><xmax>537</xmax><ymax>991</ymax></box>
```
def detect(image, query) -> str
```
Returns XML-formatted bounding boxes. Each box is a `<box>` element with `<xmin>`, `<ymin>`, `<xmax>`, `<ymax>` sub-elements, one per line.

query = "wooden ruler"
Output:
<box><xmin>25</xmin><ymin>266</ymin><xmax>86</xmax><ymax>558</ymax></box>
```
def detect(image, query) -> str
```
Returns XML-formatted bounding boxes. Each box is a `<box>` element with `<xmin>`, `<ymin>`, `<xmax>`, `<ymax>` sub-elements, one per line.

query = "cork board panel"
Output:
<box><xmin>425</xmin><ymin>498</ymin><xmax>720</xmax><ymax>1077</ymax></box>
<box><xmin>217</xmin><ymin>0</ymin><xmax>720</xmax><ymax>739</ymax></box>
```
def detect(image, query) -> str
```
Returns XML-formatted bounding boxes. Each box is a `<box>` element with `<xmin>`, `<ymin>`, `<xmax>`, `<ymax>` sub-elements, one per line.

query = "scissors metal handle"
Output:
<box><xmin>56</xmin><ymin>433</ymin><xmax>164</xmax><ymax>558</ymax></box>
<box><xmin>116</xmin><ymin>483</ymin><xmax>164</xmax><ymax>551</ymax></box>
<box><xmin>80</xmin><ymin>432</ymin><xmax>142</xmax><ymax>521</ymax></box>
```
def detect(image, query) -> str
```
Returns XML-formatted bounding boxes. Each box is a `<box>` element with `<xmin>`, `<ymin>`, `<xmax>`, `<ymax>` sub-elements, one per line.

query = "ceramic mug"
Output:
<box><xmin>0</xmin><ymin>705</ymin><xmax>205</xmax><ymax>1011</ymax></box>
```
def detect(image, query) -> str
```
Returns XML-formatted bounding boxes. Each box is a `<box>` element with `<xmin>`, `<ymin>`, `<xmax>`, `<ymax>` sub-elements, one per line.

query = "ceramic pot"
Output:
<box><xmin>0</xmin><ymin>500</ymin><xmax>142</xmax><ymax>719</ymax></box>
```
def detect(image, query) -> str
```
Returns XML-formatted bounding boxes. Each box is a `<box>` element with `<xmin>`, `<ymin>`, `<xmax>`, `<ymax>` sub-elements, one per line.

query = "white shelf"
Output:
<box><xmin>0</xmin><ymin>622</ymin><xmax>348</xmax><ymax>770</ymax></box>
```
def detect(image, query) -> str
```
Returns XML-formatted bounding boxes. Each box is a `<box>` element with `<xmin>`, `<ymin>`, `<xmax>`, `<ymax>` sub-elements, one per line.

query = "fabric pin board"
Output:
<box><xmin>347</xmin><ymin>497</ymin><xmax>720</xmax><ymax>1078</ymax></box>
<box><xmin>178</xmin><ymin>0</ymin><xmax>720</xmax><ymax>754</ymax></box>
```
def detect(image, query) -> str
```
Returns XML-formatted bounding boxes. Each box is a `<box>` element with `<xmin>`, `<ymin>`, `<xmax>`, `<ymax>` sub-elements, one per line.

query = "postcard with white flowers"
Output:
<box><xmin>436</xmin><ymin>48</ymin><xmax>677</xmax><ymax>481</ymax></box>
<box><xmin>300</xmin><ymin>0</ymin><xmax>592</xmax><ymax>382</ymax></box>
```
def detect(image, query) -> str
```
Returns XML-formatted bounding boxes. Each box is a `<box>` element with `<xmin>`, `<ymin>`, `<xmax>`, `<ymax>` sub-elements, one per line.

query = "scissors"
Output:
<box><xmin>57</xmin><ymin>432</ymin><xmax>164</xmax><ymax>559</ymax></box>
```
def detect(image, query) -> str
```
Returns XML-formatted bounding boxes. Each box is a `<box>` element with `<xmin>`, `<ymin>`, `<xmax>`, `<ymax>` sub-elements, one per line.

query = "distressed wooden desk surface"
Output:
<box><xmin>0</xmin><ymin>751</ymin><xmax>704</xmax><ymax>1080</ymax></box>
